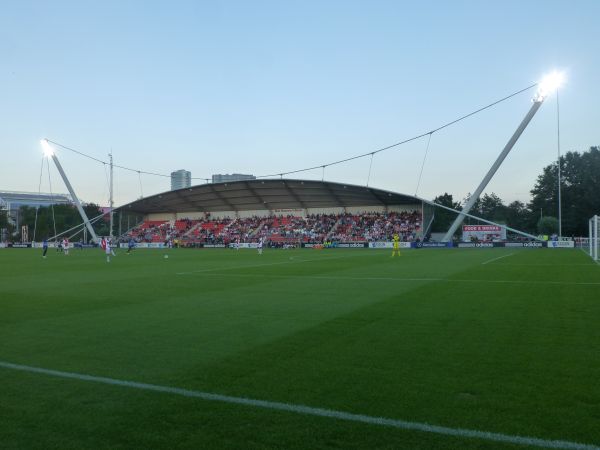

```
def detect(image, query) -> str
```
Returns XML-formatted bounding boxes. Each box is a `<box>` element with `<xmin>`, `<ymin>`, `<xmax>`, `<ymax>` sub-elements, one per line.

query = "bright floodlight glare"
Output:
<box><xmin>41</xmin><ymin>139</ymin><xmax>54</xmax><ymax>157</ymax></box>
<box><xmin>537</xmin><ymin>70</ymin><xmax>565</xmax><ymax>99</ymax></box>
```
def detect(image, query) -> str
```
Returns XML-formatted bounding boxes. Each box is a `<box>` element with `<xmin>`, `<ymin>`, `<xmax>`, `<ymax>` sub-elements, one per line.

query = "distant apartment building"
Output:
<box><xmin>212</xmin><ymin>173</ymin><xmax>256</xmax><ymax>183</ymax></box>
<box><xmin>171</xmin><ymin>170</ymin><xmax>192</xmax><ymax>191</ymax></box>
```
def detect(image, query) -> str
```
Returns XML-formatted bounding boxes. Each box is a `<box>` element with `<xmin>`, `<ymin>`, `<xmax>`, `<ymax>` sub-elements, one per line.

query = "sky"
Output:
<box><xmin>1</xmin><ymin>0</ymin><xmax>599</xmax><ymax>207</ymax></box>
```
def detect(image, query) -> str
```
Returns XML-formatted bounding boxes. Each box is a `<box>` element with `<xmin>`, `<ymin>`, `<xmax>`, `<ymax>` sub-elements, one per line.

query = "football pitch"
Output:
<box><xmin>0</xmin><ymin>247</ymin><xmax>599</xmax><ymax>450</ymax></box>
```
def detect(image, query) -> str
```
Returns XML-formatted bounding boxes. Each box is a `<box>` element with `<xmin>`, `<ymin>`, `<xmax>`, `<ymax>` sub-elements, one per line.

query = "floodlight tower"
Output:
<box><xmin>109</xmin><ymin>151</ymin><xmax>114</xmax><ymax>239</ymax></box>
<box><xmin>41</xmin><ymin>139</ymin><xmax>100</xmax><ymax>243</ymax></box>
<box><xmin>442</xmin><ymin>71</ymin><xmax>565</xmax><ymax>242</ymax></box>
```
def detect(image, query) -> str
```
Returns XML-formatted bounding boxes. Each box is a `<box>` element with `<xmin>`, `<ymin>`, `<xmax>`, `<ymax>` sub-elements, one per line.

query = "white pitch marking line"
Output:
<box><xmin>0</xmin><ymin>361</ymin><xmax>597</xmax><ymax>450</ymax></box>
<box><xmin>488</xmin><ymin>263</ymin><xmax>594</xmax><ymax>267</ymax></box>
<box><xmin>181</xmin><ymin>272</ymin><xmax>600</xmax><ymax>286</ymax></box>
<box><xmin>175</xmin><ymin>253</ymin><xmax>385</xmax><ymax>276</ymax></box>
<box><xmin>481</xmin><ymin>253</ymin><xmax>515</xmax><ymax>265</ymax></box>
<box><xmin>579</xmin><ymin>247</ymin><xmax>600</xmax><ymax>266</ymax></box>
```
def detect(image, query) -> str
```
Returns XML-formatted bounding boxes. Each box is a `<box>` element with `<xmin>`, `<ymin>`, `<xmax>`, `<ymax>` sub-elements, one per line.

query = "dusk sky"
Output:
<box><xmin>1</xmin><ymin>0</ymin><xmax>598</xmax><ymax>206</ymax></box>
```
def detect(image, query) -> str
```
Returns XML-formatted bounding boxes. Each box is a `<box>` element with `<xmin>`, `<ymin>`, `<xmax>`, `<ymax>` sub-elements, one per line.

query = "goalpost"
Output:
<box><xmin>589</xmin><ymin>215</ymin><xmax>599</xmax><ymax>261</ymax></box>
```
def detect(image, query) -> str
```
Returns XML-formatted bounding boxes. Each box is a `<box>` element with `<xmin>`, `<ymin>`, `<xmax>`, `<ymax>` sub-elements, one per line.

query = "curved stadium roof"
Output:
<box><xmin>116</xmin><ymin>179</ymin><xmax>421</xmax><ymax>214</ymax></box>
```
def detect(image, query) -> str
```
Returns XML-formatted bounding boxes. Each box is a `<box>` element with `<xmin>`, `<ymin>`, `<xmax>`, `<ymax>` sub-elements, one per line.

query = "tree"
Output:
<box><xmin>431</xmin><ymin>193</ymin><xmax>461</xmax><ymax>233</ymax></box>
<box><xmin>477</xmin><ymin>193</ymin><xmax>507</xmax><ymax>223</ymax></box>
<box><xmin>505</xmin><ymin>200</ymin><xmax>532</xmax><ymax>233</ymax></box>
<box><xmin>537</xmin><ymin>216</ymin><xmax>558</xmax><ymax>235</ymax></box>
<box><xmin>529</xmin><ymin>146</ymin><xmax>600</xmax><ymax>236</ymax></box>
<box><xmin>16</xmin><ymin>203</ymin><xmax>108</xmax><ymax>242</ymax></box>
<box><xmin>0</xmin><ymin>209</ymin><xmax>15</xmax><ymax>241</ymax></box>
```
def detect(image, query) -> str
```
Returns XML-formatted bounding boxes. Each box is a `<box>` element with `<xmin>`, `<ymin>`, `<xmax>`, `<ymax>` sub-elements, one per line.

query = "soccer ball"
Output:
<box><xmin>164</xmin><ymin>254</ymin><xmax>169</xmax><ymax>259</ymax></box>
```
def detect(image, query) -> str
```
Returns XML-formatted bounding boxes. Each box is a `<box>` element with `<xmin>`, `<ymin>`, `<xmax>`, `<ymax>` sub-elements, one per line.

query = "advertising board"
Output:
<box><xmin>415</xmin><ymin>242</ymin><xmax>452</xmax><ymax>248</ymax></box>
<box><xmin>120</xmin><ymin>242</ymin><xmax>165</xmax><ymax>249</ymax></box>
<box><xmin>457</xmin><ymin>242</ymin><xmax>494</xmax><ymax>248</ymax></box>
<box><xmin>369</xmin><ymin>242</ymin><xmax>413</xmax><ymax>249</ymax></box>
<box><xmin>505</xmin><ymin>242</ymin><xmax>544</xmax><ymax>248</ymax></box>
<box><xmin>229</xmin><ymin>243</ymin><xmax>259</xmax><ymax>249</ymax></box>
<box><xmin>547</xmin><ymin>240</ymin><xmax>575</xmax><ymax>248</ymax></box>
<box><xmin>462</xmin><ymin>224</ymin><xmax>506</xmax><ymax>242</ymax></box>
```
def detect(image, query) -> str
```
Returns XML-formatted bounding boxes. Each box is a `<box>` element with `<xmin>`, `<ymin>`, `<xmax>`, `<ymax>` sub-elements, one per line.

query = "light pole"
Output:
<box><xmin>442</xmin><ymin>71</ymin><xmax>565</xmax><ymax>242</ymax></box>
<box><xmin>109</xmin><ymin>151</ymin><xmax>114</xmax><ymax>239</ymax></box>
<box><xmin>556</xmin><ymin>89</ymin><xmax>562</xmax><ymax>237</ymax></box>
<box><xmin>41</xmin><ymin>139</ymin><xmax>99</xmax><ymax>243</ymax></box>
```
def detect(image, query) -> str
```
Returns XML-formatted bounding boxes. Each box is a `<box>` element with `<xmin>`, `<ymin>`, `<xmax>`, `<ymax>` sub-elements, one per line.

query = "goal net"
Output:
<box><xmin>589</xmin><ymin>215</ymin><xmax>599</xmax><ymax>261</ymax></box>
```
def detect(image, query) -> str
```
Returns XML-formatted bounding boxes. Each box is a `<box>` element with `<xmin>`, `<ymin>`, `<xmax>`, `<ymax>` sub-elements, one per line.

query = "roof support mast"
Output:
<box><xmin>109</xmin><ymin>151</ymin><xmax>114</xmax><ymax>239</ymax></box>
<box><xmin>442</xmin><ymin>71</ymin><xmax>565</xmax><ymax>242</ymax></box>
<box><xmin>41</xmin><ymin>139</ymin><xmax>99</xmax><ymax>243</ymax></box>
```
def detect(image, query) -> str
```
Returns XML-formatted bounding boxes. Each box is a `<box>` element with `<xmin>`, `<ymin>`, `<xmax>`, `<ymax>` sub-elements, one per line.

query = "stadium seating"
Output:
<box><xmin>122</xmin><ymin>211</ymin><xmax>421</xmax><ymax>245</ymax></box>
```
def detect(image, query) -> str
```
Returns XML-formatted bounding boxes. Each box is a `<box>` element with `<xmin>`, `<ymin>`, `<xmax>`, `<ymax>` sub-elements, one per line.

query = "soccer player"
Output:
<box><xmin>102</xmin><ymin>237</ymin><xmax>115</xmax><ymax>262</ymax></box>
<box><xmin>105</xmin><ymin>238</ymin><xmax>113</xmax><ymax>262</ymax></box>
<box><xmin>42</xmin><ymin>238</ymin><xmax>48</xmax><ymax>258</ymax></box>
<box><xmin>63</xmin><ymin>238</ymin><xmax>69</xmax><ymax>256</ymax></box>
<box><xmin>126</xmin><ymin>237</ymin><xmax>135</xmax><ymax>254</ymax></box>
<box><xmin>257</xmin><ymin>237</ymin><xmax>264</xmax><ymax>255</ymax></box>
<box><xmin>391</xmin><ymin>233</ymin><xmax>401</xmax><ymax>257</ymax></box>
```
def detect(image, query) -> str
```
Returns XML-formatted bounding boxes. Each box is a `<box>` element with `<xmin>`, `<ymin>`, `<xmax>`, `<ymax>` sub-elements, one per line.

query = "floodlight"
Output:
<box><xmin>40</xmin><ymin>138</ymin><xmax>99</xmax><ymax>243</ymax></box>
<box><xmin>41</xmin><ymin>139</ymin><xmax>54</xmax><ymax>157</ymax></box>
<box><xmin>537</xmin><ymin>70</ymin><xmax>565</xmax><ymax>99</ymax></box>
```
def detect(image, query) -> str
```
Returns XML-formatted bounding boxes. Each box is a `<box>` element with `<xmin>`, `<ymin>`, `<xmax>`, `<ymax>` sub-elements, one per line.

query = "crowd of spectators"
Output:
<box><xmin>123</xmin><ymin>210</ymin><xmax>421</xmax><ymax>245</ymax></box>
<box><xmin>328</xmin><ymin>211</ymin><xmax>421</xmax><ymax>242</ymax></box>
<box><xmin>126</xmin><ymin>219</ymin><xmax>200</xmax><ymax>244</ymax></box>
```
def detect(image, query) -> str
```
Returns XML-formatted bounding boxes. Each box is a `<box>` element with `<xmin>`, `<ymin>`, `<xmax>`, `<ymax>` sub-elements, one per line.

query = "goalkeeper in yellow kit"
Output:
<box><xmin>392</xmin><ymin>234</ymin><xmax>401</xmax><ymax>257</ymax></box>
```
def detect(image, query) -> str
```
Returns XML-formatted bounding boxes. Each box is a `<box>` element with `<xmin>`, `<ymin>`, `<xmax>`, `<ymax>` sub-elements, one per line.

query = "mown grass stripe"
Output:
<box><xmin>177</xmin><ymin>272</ymin><xmax>600</xmax><ymax>286</ymax></box>
<box><xmin>0</xmin><ymin>361</ymin><xmax>598</xmax><ymax>450</ymax></box>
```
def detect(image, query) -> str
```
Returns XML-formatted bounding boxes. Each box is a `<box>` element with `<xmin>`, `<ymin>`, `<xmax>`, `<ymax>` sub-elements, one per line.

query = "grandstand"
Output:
<box><xmin>116</xmin><ymin>179</ymin><xmax>433</xmax><ymax>246</ymax></box>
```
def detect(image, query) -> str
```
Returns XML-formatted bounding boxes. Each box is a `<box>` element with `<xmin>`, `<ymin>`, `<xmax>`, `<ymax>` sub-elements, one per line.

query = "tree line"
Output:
<box><xmin>431</xmin><ymin>146</ymin><xmax>600</xmax><ymax>237</ymax></box>
<box><xmin>1</xmin><ymin>204</ymin><xmax>110</xmax><ymax>242</ymax></box>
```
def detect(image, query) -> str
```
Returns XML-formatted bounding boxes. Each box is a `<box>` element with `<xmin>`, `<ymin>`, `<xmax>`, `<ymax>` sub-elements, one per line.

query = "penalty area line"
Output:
<box><xmin>481</xmin><ymin>253</ymin><xmax>515</xmax><ymax>265</ymax></box>
<box><xmin>579</xmin><ymin>248</ymin><xmax>600</xmax><ymax>266</ymax></box>
<box><xmin>175</xmin><ymin>253</ymin><xmax>388</xmax><ymax>276</ymax></box>
<box><xmin>179</xmin><ymin>272</ymin><xmax>600</xmax><ymax>286</ymax></box>
<box><xmin>0</xmin><ymin>361</ymin><xmax>598</xmax><ymax>450</ymax></box>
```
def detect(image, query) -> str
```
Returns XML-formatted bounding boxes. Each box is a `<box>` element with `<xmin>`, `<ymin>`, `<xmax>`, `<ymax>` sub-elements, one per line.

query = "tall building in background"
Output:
<box><xmin>212</xmin><ymin>173</ymin><xmax>256</xmax><ymax>183</ymax></box>
<box><xmin>171</xmin><ymin>170</ymin><xmax>191</xmax><ymax>191</ymax></box>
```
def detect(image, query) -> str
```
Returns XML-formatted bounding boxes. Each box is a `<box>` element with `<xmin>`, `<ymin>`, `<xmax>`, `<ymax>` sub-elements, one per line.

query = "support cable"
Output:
<box><xmin>366</xmin><ymin>153</ymin><xmax>375</xmax><ymax>187</ymax></box>
<box><xmin>45</xmin><ymin>140</ymin><xmax>211</xmax><ymax>181</ymax></box>
<box><xmin>103</xmin><ymin>163</ymin><xmax>111</xmax><ymax>206</ymax></box>
<box><xmin>46</xmin><ymin>161</ymin><xmax>58</xmax><ymax>241</ymax></box>
<box><xmin>415</xmin><ymin>133</ymin><xmax>433</xmax><ymax>196</ymax></box>
<box><xmin>255</xmin><ymin>83</ymin><xmax>537</xmax><ymax>179</ymax></box>
<box><xmin>47</xmin><ymin>212</ymin><xmax>106</xmax><ymax>241</ymax></box>
<box><xmin>44</xmin><ymin>83</ymin><xmax>536</xmax><ymax>186</ymax></box>
<box><xmin>138</xmin><ymin>172</ymin><xmax>144</xmax><ymax>198</ymax></box>
<box><xmin>32</xmin><ymin>157</ymin><xmax>45</xmax><ymax>242</ymax></box>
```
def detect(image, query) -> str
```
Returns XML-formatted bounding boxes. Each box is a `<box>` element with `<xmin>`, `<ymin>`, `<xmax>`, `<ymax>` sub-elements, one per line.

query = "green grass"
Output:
<box><xmin>0</xmin><ymin>247</ymin><xmax>599</xmax><ymax>449</ymax></box>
